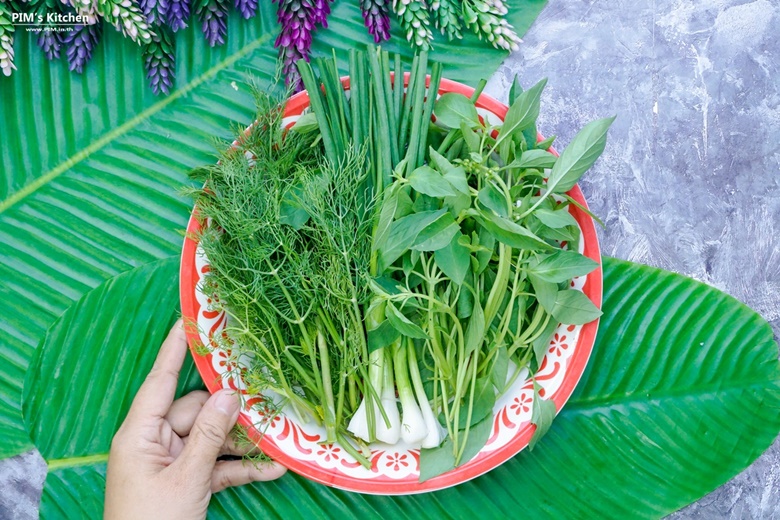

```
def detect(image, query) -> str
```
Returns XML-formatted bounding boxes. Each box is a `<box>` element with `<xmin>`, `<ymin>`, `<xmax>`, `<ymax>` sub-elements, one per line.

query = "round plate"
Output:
<box><xmin>180</xmin><ymin>77</ymin><xmax>602</xmax><ymax>495</ymax></box>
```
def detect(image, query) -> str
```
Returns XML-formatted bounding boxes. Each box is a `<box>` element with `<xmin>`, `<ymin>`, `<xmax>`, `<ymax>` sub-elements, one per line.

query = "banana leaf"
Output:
<box><xmin>24</xmin><ymin>258</ymin><xmax>780</xmax><ymax>518</ymax></box>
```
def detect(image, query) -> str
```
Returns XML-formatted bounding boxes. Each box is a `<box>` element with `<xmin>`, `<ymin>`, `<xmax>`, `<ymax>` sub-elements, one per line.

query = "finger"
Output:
<box><xmin>174</xmin><ymin>430</ymin><xmax>261</xmax><ymax>457</ymax></box>
<box><xmin>165</xmin><ymin>391</ymin><xmax>210</xmax><ymax>436</ymax></box>
<box><xmin>222</xmin><ymin>432</ymin><xmax>261</xmax><ymax>457</ymax></box>
<box><xmin>211</xmin><ymin>460</ymin><xmax>287</xmax><ymax>493</ymax></box>
<box><xmin>129</xmin><ymin>320</ymin><xmax>188</xmax><ymax>419</ymax></box>
<box><xmin>174</xmin><ymin>389</ymin><xmax>241</xmax><ymax>474</ymax></box>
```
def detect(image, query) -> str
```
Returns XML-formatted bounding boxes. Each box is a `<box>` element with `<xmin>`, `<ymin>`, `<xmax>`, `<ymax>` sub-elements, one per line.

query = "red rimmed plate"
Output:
<box><xmin>179</xmin><ymin>77</ymin><xmax>602</xmax><ymax>494</ymax></box>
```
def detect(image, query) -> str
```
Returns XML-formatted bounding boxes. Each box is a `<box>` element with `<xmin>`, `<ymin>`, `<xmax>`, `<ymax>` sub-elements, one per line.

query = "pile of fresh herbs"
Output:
<box><xmin>189</xmin><ymin>46</ymin><xmax>613</xmax><ymax>481</ymax></box>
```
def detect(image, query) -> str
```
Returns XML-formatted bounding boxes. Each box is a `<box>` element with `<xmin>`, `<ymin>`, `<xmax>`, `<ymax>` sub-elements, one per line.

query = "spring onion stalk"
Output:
<box><xmin>376</xmin><ymin>347</ymin><xmax>401</xmax><ymax>444</ymax></box>
<box><xmin>394</xmin><ymin>339</ymin><xmax>429</xmax><ymax>445</ymax></box>
<box><xmin>407</xmin><ymin>338</ymin><xmax>443</xmax><ymax>448</ymax></box>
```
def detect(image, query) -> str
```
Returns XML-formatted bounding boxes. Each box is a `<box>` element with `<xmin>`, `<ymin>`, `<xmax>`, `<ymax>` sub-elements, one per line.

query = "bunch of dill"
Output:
<box><xmin>187</xmin><ymin>86</ymin><xmax>376</xmax><ymax>459</ymax></box>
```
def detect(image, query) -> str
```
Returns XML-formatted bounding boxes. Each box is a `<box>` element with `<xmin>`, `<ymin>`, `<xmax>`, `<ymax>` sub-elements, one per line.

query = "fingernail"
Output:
<box><xmin>214</xmin><ymin>390</ymin><xmax>239</xmax><ymax>416</ymax></box>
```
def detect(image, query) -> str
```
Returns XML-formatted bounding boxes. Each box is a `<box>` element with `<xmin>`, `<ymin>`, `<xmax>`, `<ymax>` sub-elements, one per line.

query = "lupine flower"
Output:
<box><xmin>196</xmin><ymin>0</ymin><xmax>228</xmax><ymax>47</ymax></box>
<box><xmin>143</xmin><ymin>28</ymin><xmax>175</xmax><ymax>94</ymax></box>
<box><xmin>140</xmin><ymin>0</ymin><xmax>170</xmax><ymax>25</ymax></box>
<box><xmin>310</xmin><ymin>0</ymin><xmax>330</xmax><ymax>27</ymax></box>
<box><xmin>360</xmin><ymin>0</ymin><xmax>390</xmax><ymax>43</ymax></box>
<box><xmin>392</xmin><ymin>0</ymin><xmax>433</xmax><ymax>50</ymax></box>
<box><xmin>97</xmin><ymin>0</ymin><xmax>154</xmax><ymax>45</ymax></box>
<box><xmin>64</xmin><ymin>23</ymin><xmax>102</xmax><ymax>73</ymax></box>
<box><xmin>431</xmin><ymin>0</ymin><xmax>461</xmax><ymax>40</ymax></box>
<box><xmin>61</xmin><ymin>0</ymin><xmax>99</xmax><ymax>24</ymax></box>
<box><xmin>274</xmin><ymin>0</ymin><xmax>328</xmax><ymax>90</ymax></box>
<box><xmin>38</xmin><ymin>30</ymin><xmax>66</xmax><ymax>60</ymax></box>
<box><xmin>462</xmin><ymin>0</ymin><xmax>519</xmax><ymax>50</ymax></box>
<box><xmin>234</xmin><ymin>0</ymin><xmax>258</xmax><ymax>19</ymax></box>
<box><xmin>0</xmin><ymin>5</ymin><xmax>15</xmax><ymax>77</ymax></box>
<box><xmin>165</xmin><ymin>0</ymin><xmax>190</xmax><ymax>31</ymax></box>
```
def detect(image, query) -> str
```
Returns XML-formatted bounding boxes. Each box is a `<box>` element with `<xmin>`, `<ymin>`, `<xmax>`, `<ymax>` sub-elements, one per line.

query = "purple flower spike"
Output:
<box><xmin>64</xmin><ymin>24</ymin><xmax>102</xmax><ymax>74</ymax></box>
<box><xmin>140</xmin><ymin>0</ymin><xmax>170</xmax><ymax>25</ymax></box>
<box><xmin>361</xmin><ymin>0</ymin><xmax>391</xmax><ymax>43</ymax></box>
<box><xmin>38</xmin><ymin>30</ymin><xmax>66</xmax><ymax>61</ymax></box>
<box><xmin>274</xmin><ymin>0</ymin><xmax>327</xmax><ymax>89</ymax></box>
<box><xmin>196</xmin><ymin>0</ymin><xmax>228</xmax><ymax>46</ymax></box>
<box><xmin>234</xmin><ymin>0</ymin><xmax>258</xmax><ymax>19</ymax></box>
<box><xmin>311</xmin><ymin>0</ymin><xmax>331</xmax><ymax>27</ymax></box>
<box><xmin>143</xmin><ymin>28</ymin><xmax>176</xmax><ymax>95</ymax></box>
<box><xmin>166</xmin><ymin>0</ymin><xmax>191</xmax><ymax>32</ymax></box>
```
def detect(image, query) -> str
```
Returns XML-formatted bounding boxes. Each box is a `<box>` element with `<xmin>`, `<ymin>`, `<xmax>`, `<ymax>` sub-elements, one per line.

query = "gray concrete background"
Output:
<box><xmin>485</xmin><ymin>0</ymin><xmax>780</xmax><ymax>517</ymax></box>
<box><xmin>1</xmin><ymin>0</ymin><xmax>778</xmax><ymax>517</ymax></box>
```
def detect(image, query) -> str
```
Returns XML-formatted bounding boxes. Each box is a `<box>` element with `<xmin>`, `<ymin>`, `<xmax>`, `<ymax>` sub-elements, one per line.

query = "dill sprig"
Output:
<box><xmin>189</xmin><ymin>84</ymin><xmax>377</xmax><ymax>463</ymax></box>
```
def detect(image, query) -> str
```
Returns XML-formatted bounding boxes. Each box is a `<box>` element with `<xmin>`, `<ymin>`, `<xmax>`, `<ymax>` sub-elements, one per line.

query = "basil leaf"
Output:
<box><xmin>367</xmin><ymin>320</ymin><xmax>400</xmax><ymax>353</ymax></box>
<box><xmin>371</xmin><ymin>186</ymin><xmax>400</xmax><ymax>252</ymax></box>
<box><xmin>551</xmin><ymin>289</ymin><xmax>602</xmax><ymax>325</ymax></box>
<box><xmin>385</xmin><ymin>301</ymin><xmax>429</xmax><ymax>340</ymax></box>
<box><xmin>369</xmin><ymin>276</ymin><xmax>402</xmax><ymax>296</ymax></box>
<box><xmin>408</xmin><ymin>165</ymin><xmax>459</xmax><ymax>198</ymax></box>
<box><xmin>457</xmin><ymin>413</ymin><xmax>493</xmax><ymax>465</ymax></box>
<box><xmin>378</xmin><ymin>209</ymin><xmax>446</xmax><ymax>271</ymax></box>
<box><xmin>419</xmin><ymin>438</ymin><xmax>455</xmax><ymax>483</ymax></box>
<box><xmin>477</xmin><ymin>182</ymin><xmax>508</xmax><ymax>218</ymax></box>
<box><xmin>279</xmin><ymin>183</ymin><xmax>310</xmax><ymax>230</ymax></box>
<box><xmin>528</xmin><ymin>250</ymin><xmax>599</xmax><ymax>283</ymax></box>
<box><xmin>443</xmin><ymin>191</ymin><xmax>471</xmax><ymax>217</ymax></box>
<box><xmin>476</xmin><ymin>209</ymin><xmax>553</xmax><ymax>251</ymax></box>
<box><xmin>496</xmin><ymin>78</ymin><xmax>547</xmax><ymax>146</ymax></box>
<box><xmin>531</xmin><ymin>315</ymin><xmax>558</xmax><ymax>367</ymax></box>
<box><xmin>412</xmin><ymin>213</ymin><xmax>461</xmax><ymax>252</ymax></box>
<box><xmin>536</xmin><ymin>134</ymin><xmax>556</xmax><ymax>150</ymax></box>
<box><xmin>460</xmin><ymin>120</ymin><xmax>481</xmax><ymax>153</ymax></box>
<box><xmin>475</xmin><ymin>226</ymin><xmax>495</xmax><ymax>275</ymax></box>
<box><xmin>290</xmin><ymin>112</ymin><xmax>319</xmax><ymax>134</ymax></box>
<box><xmin>529</xmin><ymin>380</ymin><xmax>557</xmax><ymax>450</ymax></box>
<box><xmin>433</xmin><ymin>92</ymin><xmax>480</xmax><ymax>128</ymax></box>
<box><xmin>395</xmin><ymin>188</ymin><xmax>414</xmax><ymax>218</ymax></box>
<box><xmin>434</xmin><ymin>231</ymin><xmax>471</xmax><ymax>285</ymax></box>
<box><xmin>534</xmin><ymin>207</ymin><xmax>578</xmax><ymax>229</ymax></box>
<box><xmin>529</xmin><ymin>273</ymin><xmax>558</xmax><ymax>313</ymax></box>
<box><xmin>508</xmin><ymin>74</ymin><xmax>523</xmax><ymax>105</ymax></box>
<box><xmin>429</xmin><ymin>148</ymin><xmax>470</xmax><ymax>195</ymax></box>
<box><xmin>491</xmin><ymin>345</ymin><xmax>510</xmax><ymax>391</ymax></box>
<box><xmin>546</xmin><ymin>116</ymin><xmax>615</xmax><ymax>194</ymax></box>
<box><xmin>464</xmin><ymin>298</ymin><xmax>485</xmax><ymax>355</ymax></box>
<box><xmin>517</xmin><ymin>148</ymin><xmax>557</xmax><ymax>169</ymax></box>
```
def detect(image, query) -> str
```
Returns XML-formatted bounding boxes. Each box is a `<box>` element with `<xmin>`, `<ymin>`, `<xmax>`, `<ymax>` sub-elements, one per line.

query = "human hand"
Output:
<box><xmin>104</xmin><ymin>320</ymin><xmax>286</xmax><ymax>520</ymax></box>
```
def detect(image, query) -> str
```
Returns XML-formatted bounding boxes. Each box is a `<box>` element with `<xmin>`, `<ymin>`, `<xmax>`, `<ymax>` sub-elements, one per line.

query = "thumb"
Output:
<box><xmin>177</xmin><ymin>390</ymin><xmax>241</xmax><ymax>473</ymax></box>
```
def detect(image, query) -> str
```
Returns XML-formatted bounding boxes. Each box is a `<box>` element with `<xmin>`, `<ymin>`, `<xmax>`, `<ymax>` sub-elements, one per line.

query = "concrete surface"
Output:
<box><xmin>1</xmin><ymin>0</ymin><xmax>778</xmax><ymax>517</ymax></box>
<box><xmin>486</xmin><ymin>0</ymin><xmax>780</xmax><ymax>518</ymax></box>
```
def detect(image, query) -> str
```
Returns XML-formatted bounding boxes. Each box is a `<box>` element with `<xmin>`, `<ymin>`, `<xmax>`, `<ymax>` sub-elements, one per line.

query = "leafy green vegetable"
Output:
<box><xmin>190</xmin><ymin>56</ymin><xmax>612</xmax><ymax>483</ymax></box>
<box><xmin>529</xmin><ymin>381</ymin><xmax>556</xmax><ymax>449</ymax></box>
